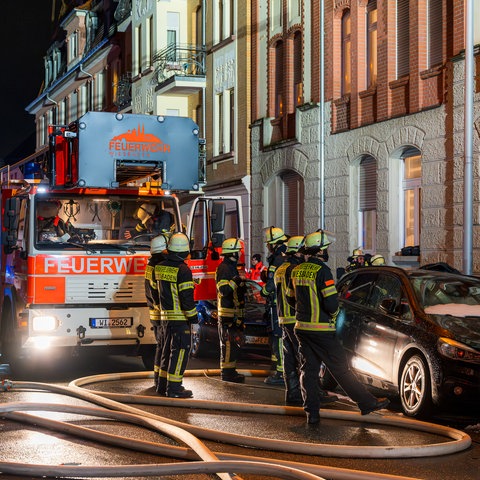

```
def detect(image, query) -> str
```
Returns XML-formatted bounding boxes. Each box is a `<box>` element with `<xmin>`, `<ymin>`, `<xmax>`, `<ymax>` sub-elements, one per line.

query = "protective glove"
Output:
<box><xmin>233</xmin><ymin>275</ymin><xmax>246</xmax><ymax>288</ymax></box>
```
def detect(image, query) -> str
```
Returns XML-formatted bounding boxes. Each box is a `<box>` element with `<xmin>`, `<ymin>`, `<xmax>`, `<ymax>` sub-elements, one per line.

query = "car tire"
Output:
<box><xmin>319</xmin><ymin>361</ymin><xmax>338</xmax><ymax>391</ymax></box>
<box><xmin>190</xmin><ymin>323</ymin><xmax>208</xmax><ymax>358</ymax></box>
<box><xmin>399</xmin><ymin>354</ymin><xmax>433</xmax><ymax>418</ymax></box>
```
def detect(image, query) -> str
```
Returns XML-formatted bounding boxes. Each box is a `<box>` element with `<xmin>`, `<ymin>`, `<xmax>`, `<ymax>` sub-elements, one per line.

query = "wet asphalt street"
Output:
<box><xmin>0</xmin><ymin>351</ymin><xmax>479</xmax><ymax>480</ymax></box>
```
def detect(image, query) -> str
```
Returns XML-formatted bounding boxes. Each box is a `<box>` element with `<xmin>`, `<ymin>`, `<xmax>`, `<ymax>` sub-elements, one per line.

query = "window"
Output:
<box><xmin>229</xmin><ymin>0</ymin><xmax>234</xmax><ymax>37</ymax></box>
<box><xmin>271</xmin><ymin>0</ymin><xmax>283</xmax><ymax>31</ymax></box>
<box><xmin>402</xmin><ymin>152</ymin><xmax>421</xmax><ymax>246</ymax></box>
<box><xmin>135</xmin><ymin>25</ymin><xmax>142</xmax><ymax>75</ymax></box>
<box><xmin>229</xmin><ymin>88</ymin><xmax>235</xmax><ymax>152</ymax></box>
<box><xmin>367</xmin><ymin>0</ymin><xmax>377</xmax><ymax>87</ymax></box>
<box><xmin>428</xmin><ymin>0</ymin><xmax>442</xmax><ymax>67</ymax></box>
<box><xmin>274</xmin><ymin>41</ymin><xmax>284</xmax><ymax>117</ymax></box>
<box><xmin>69</xmin><ymin>31</ymin><xmax>79</xmax><ymax>63</ymax></box>
<box><xmin>341</xmin><ymin>10</ymin><xmax>351</xmax><ymax>95</ymax></box>
<box><xmin>167</xmin><ymin>12</ymin><xmax>179</xmax><ymax>62</ymax></box>
<box><xmin>289</xmin><ymin>0</ymin><xmax>301</xmax><ymax>21</ymax></box>
<box><xmin>146</xmin><ymin>16</ymin><xmax>153</xmax><ymax>68</ymax></box>
<box><xmin>196</xmin><ymin>6</ymin><xmax>203</xmax><ymax>47</ymax></box>
<box><xmin>265</xmin><ymin>170</ymin><xmax>304</xmax><ymax>236</ymax></box>
<box><xmin>396</xmin><ymin>0</ymin><xmax>410</xmax><ymax>78</ymax></box>
<box><xmin>215</xmin><ymin>92</ymin><xmax>224</xmax><ymax>155</ymax></box>
<box><xmin>358</xmin><ymin>156</ymin><xmax>377</xmax><ymax>252</ymax></box>
<box><xmin>219</xmin><ymin>0</ymin><xmax>224</xmax><ymax>40</ymax></box>
<box><xmin>293</xmin><ymin>32</ymin><xmax>303</xmax><ymax>106</ymax></box>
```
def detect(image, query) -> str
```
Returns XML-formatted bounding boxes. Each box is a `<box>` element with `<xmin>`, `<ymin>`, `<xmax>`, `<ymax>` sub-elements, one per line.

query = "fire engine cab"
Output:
<box><xmin>0</xmin><ymin>112</ymin><xmax>243</xmax><ymax>370</ymax></box>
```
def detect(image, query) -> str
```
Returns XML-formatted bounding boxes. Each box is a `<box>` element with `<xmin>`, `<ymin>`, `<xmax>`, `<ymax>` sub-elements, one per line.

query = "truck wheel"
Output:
<box><xmin>190</xmin><ymin>324</ymin><xmax>207</xmax><ymax>358</ymax></box>
<box><xmin>319</xmin><ymin>361</ymin><xmax>338</xmax><ymax>391</ymax></box>
<box><xmin>141</xmin><ymin>346</ymin><xmax>155</xmax><ymax>370</ymax></box>
<box><xmin>1</xmin><ymin>307</ymin><xmax>19</xmax><ymax>367</ymax></box>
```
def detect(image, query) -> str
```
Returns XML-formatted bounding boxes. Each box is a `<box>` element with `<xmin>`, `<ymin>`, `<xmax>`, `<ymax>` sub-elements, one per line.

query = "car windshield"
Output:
<box><xmin>35</xmin><ymin>195</ymin><xmax>178</xmax><ymax>251</ymax></box>
<box><xmin>410</xmin><ymin>273</ymin><xmax>480</xmax><ymax>312</ymax></box>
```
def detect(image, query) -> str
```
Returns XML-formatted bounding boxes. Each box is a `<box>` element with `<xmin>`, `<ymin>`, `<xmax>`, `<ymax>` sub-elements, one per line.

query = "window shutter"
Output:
<box><xmin>396</xmin><ymin>0</ymin><xmax>410</xmax><ymax>77</ymax></box>
<box><xmin>282</xmin><ymin>171</ymin><xmax>304</xmax><ymax>236</ymax></box>
<box><xmin>428</xmin><ymin>0</ymin><xmax>442</xmax><ymax>67</ymax></box>
<box><xmin>359</xmin><ymin>156</ymin><xmax>377</xmax><ymax>211</ymax></box>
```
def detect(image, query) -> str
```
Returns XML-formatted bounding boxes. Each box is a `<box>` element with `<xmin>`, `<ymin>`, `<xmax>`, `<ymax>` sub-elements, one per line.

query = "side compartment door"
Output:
<box><xmin>186</xmin><ymin>196</ymin><xmax>243</xmax><ymax>301</ymax></box>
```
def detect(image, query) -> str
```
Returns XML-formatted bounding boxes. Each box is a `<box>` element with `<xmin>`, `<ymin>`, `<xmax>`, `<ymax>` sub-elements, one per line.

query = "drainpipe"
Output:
<box><xmin>463</xmin><ymin>0</ymin><xmax>474</xmax><ymax>274</ymax></box>
<box><xmin>79</xmin><ymin>63</ymin><xmax>94</xmax><ymax>112</ymax></box>
<box><xmin>319</xmin><ymin>0</ymin><xmax>325</xmax><ymax>229</ymax></box>
<box><xmin>46</xmin><ymin>93</ymin><xmax>58</xmax><ymax>124</ymax></box>
<box><xmin>201</xmin><ymin>0</ymin><xmax>206</xmax><ymax>140</ymax></box>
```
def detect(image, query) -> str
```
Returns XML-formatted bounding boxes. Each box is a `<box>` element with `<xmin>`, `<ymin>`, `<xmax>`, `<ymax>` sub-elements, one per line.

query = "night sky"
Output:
<box><xmin>0</xmin><ymin>0</ymin><xmax>53</xmax><ymax>161</ymax></box>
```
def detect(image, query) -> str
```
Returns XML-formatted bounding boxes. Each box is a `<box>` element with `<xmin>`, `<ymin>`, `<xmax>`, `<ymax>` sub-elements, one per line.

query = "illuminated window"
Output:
<box><xmin>275</xmin><ymin>41</ymin><xmax>284</xmax><ymax>117</ymax></box>
<box><xmin>367</xmin><ymin>0</ymin><xmax>377</xmax><ymax>87</ymax></box>
<box><xmin>358</xmin><ymin>156</ymin><xmax>377</xmax><ymax>252</ymax></box>
<box><xmin>293</xmin><ymin>32</ymin><xmax>303</xmax><ymax>106</ymax></box>
<box><xmin>396</xmin><ymin>0</ymin><xmax>410</xmax><ymax>78</ymax></box>
<box><xmin>342</xmin><ymin>10</ymin><xmax>351</xmax><ymax>95</ymax></box>
<box><xmin>402</xmin><ymin>152</ymin><xmax>422</xmax><ymax>246</ymax></box>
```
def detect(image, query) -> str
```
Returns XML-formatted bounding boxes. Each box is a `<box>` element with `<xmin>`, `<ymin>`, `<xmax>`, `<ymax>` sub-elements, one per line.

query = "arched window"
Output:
<box><xmin>402</xmin><ymin>149</ymin><xmax>421</xmax><ymax>246</ymax></box>
<box><xmin>358</xmin><ymin>156</ymin><xmax>377</xmax><ymax>252</ymax></box>
<box><xmin>265</xmin><ymin>170</ymin><xmax>304</xmax><ymax>236</ymax></box>
<box><xmin>341</xmin><ymin>10</ymin><xmax>351</xmax><ymax>95</ymax></box>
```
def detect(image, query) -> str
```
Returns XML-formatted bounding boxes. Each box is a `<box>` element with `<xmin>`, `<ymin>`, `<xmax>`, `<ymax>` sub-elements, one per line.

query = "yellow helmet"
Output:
<box><xmin>263</xmin><ymin>226</ymin><xmax>287</xmax><ymax>245</ymax></box>
<box><xmin>370</xmin><ymin>254</ymin><xmax>385</xmax><ymax>266</ymax></box>
<box><xmin>352</xmin><ymin>248</ymin><xmax>364</xmax><ymax>257</ymax></box>
<box><xmin>134</xmin><ymin>203</ymin><xmax>156</xmax><ymax>225</ymax></box>
<box><xmin>150</xmin><ymin>233</ymin><xmax>169</xmax><ymax>254</ymax></box>
<box><xmin>167</xmin><ymin>232</ymin><xmax>190</xmax><ymax>253</ymax></box>
<box><xmin>304</xmin><ymin>230</ymin><xmax>336</xmax><ymax>252</ymax></box>
<box><xmin>286</xmin><ymin>235</ymin><xmax>305</xmax><ymax>253</ymax></box>
<box><xmin>221</xmin><ymin>237</ymin><xmax>243</xmax><ymax>254</ymax></box>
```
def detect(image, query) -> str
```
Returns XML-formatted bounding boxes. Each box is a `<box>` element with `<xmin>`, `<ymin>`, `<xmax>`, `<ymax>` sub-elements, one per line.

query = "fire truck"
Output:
<box><xmin>0</xmin><ymin>112</ymin><xmax>243</xmax><ymax>370</ymax></box>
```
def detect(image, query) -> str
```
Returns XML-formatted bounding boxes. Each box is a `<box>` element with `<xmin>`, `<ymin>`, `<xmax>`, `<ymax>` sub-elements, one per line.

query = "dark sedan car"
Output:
<box><xmin>191</xmin><ymin>280</ymin><xmax>271</xmax><ymax>358</ymax></box>
<box><xmin>320</xmin><ymin>266</ymin><xmax>480</xmax><ymax>417</ymax></box>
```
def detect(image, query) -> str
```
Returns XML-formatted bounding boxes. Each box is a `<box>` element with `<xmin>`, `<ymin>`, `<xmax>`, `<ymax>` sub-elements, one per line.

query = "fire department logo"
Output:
<box><xmin>108</xmin><ymin>124</ymin><xmax>171</xmax><ymax>158</ymax></box>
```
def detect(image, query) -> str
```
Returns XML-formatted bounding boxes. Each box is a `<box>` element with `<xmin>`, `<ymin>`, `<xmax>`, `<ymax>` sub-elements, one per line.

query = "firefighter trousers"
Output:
<box><xmin>295</xmin><ymin>330</ymin><xmax>377</xmax><ymax>415</ymax></box>
<box><xmin>159</xmin><ymin>321</ymin><xmax>191</xmax><ymax>394</ymax></box>
<box><xmin>218</xmin><ymin>317</ymin><xmax>244</xmax><ymax>373</ymax></box>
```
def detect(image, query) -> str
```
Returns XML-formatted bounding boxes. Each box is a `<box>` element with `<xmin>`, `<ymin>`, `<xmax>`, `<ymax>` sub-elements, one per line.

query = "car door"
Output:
<box><xmin>353</xmin><ymin>272</ymin><xmax>410</xmax><ymax>386</ymax></box>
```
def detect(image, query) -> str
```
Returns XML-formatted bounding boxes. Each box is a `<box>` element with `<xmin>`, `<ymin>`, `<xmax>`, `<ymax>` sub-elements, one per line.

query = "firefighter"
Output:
<box><xmin>124</xmin><ymin>203</ymin><xmax>174</xmax><ymax>239</ymax></box>
<box><xmin>245</xmin><ymin>253</ymin><xmax>267</xmax><ymax>284</ymax></box>
<box><xmin>144</xmin><ymin>233</ymin><xmax>169</xmax><ymax>391</ymax></box>
<box><xmin>154</xmin><ymin>232</ymin><xmax>197</xmax><ymax>398</ymax></box>
<box><xmin>345</xmin><ymin>247</ymin><xmax>366</xmax><ymax>272</ymax></box>
<box><xmin>216</xmin><ymin>237</ymin><xmax>247</xmax><ymax>383</ymax></box>
<box><xmin>288</xmin><ymin>230</ymin><xmax>390</xmax><ymax>424</ymax></box>
<box><xmin>37</xmin><ymin>200</ymin><xmax>75</xmax><ymax>242</ymax></box>
<box><xmin>261</xmin><ymin>226</ymin><xmax>288</xmax><ymax>385</ymax></box>
<box><xmin>368</xmin><ymin>254</ymin><xmax>386</xmax><ymax>266</ymax></box>
<box><xmin>276</xmin><ymin>236</ymin><xmax>338</xmax><ymax>406</ymax></box>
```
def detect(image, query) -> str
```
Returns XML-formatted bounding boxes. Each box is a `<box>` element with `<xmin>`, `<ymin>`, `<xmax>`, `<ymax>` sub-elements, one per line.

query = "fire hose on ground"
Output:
<box><xmin>0</xmin><ymin>368</ymin><xmax>472</xmax><ymax>480</ymax></box>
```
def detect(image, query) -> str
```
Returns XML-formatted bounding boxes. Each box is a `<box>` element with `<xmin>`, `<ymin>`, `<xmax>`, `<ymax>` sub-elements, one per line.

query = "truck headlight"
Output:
<box><xmin>438</xmin><ymin>337</ymin><xmax>480</xmax><ymax>364</ymax></box>
<box><xmin>32</xmin><ymin>315</ymin><xmax>58</xmax><ymax>332</ymax></box>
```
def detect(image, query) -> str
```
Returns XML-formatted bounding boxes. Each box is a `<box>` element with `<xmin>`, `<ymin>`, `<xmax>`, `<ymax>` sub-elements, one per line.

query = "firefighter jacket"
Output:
<box><xmin>274</xmin><ymin>255</ymin><xmax>303</xmax><ymax>325</ymax></box>
<box><xmin>287</xmin><ymin>256</ymin><xmax>339</xmax><ymax>332</ymax></box>
<box><xmin>245</xmin><ymin>261</ymin><xmax>267</xmax><ymax>284</ymax></box>
<box><xmin>144</xmin><ymin>252</ymin><xmax>166</xmax><ymax>322</ymax></box>
<box><xmin>216</xmin><ymin>257</ymin><xmax>245</xmax><ymax>320</ymax></box>
<box><xmin>154</xmin><ymin>253</ymin><xmax>198</xmax><ymax>323</ymax></box>
<box><xmin>261</xmin><ymin>243</ymin><xmax>287</xmax><ymax>300</ymax></box>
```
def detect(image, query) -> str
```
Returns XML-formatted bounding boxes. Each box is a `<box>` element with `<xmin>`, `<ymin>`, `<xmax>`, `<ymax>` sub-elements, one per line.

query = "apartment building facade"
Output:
<box><xmin>250</xmin><ymin>0</ymin><xmax>480</xmax><ymax>274</ymax></box>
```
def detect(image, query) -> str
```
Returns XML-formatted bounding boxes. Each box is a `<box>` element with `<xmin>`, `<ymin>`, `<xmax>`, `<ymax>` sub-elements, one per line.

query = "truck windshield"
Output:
<box><xmin>35</xmin><ymin>195</ymin><xmax>178</xmax><ymax>251</ymax></box>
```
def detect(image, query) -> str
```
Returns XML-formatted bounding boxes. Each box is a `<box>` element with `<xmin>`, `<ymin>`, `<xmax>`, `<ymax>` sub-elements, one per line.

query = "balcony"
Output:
<box><xmin>152</xmin><ymin>44</ymin><xmax>206</xmax><ymax>95</ymax></box>
<box><xmin>113</xmin><ymin>72</ymin><xmax>132</xmax><ymax>110</ymax></box>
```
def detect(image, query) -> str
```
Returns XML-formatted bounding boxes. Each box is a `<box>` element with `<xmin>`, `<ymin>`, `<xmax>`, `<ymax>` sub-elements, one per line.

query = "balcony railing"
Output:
<box><xmin>152</xmin><ymin>43</ymin><xmax>206</xmax><ymax>85</ymax></box>
<box><xmin>113</xmin><ymin>72</ymin><xmax>132</xmax><ymax>110</ymax></box>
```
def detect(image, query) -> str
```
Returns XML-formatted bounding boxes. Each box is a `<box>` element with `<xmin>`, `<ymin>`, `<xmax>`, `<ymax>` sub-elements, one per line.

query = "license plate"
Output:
<box><xmin>245</xmin><ymin>335</ymin><xmax>269</xmax><ymax>345</ymax></box>
<box><xmin>89</xmin><ymin>317</ymin><xmax>133</xmax><ymax>328</ymax></box>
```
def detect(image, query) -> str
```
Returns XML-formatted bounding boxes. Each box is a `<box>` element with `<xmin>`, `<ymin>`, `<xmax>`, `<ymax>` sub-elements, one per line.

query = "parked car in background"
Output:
<box><xmin>191</xmin><ymin>280</ymin><xmax>270</xmax><ymax>358</ymax></box>
<box><xmin>320</xmin><ymin>266</ymin><xmax>480</xmax><ymax>418</ymax></box>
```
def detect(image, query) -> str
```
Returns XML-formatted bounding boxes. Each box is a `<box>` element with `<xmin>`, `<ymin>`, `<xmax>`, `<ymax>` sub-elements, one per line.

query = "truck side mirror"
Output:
<box><xmin>2</xmin><ymin>197</ymin><xmax>20</xmax><ymax>253</ymax></box>
<box><xmin>210</xmin><ymin>201</ymin><xmax>226</xmax><ymax>233</ymax></box>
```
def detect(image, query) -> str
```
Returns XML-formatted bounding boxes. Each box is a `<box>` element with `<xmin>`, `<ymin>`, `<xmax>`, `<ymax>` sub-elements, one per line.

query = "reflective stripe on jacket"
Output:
<box><xmin>274</xmin><ymin>256</ymin><xmax>303</xmax><ymax>325</ymax></box>
<box><xmin>216</xmin><ymin>258</ymin><xmax>245</xmax><ymax>319</ymax></box>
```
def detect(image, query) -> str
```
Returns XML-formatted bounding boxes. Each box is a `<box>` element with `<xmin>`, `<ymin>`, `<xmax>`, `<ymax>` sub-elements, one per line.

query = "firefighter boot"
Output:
<box><xmin>285</xmin><ymin>373</ymin><xmax>303</xmax><ymax>406</ymax></box>
<box><xmin>319</xmin><ymin>388</ymin><xmax>339</xmax><ymax>405</ymax></box>
<box><xmin>166</xmin><ymin>384</ymin><xmax>193</xmax><ymax>398</ymax></box>
<box><xmin>156</xmin><ymin>377</ymin><xmax>167</xmax><ymax>396</ymax></box>
<box><xmin>264</xmin><ymin>370</ymin><xmax>285</xmax><ymax>385</ymax></box>
<box><xmin>221</xmin><ymin>368</ymin><xmax>245</xmax><ymax>383</ymax></box>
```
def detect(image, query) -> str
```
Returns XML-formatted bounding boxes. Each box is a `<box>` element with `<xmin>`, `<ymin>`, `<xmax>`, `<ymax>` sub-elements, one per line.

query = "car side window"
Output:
<box><xmin>367</xmin><ymin>274</ymin><xmax>413</xmax><ymax>320</ymax></box>
<box><xmin>339</xmin><ymin>272</ymin><xmax>377</xmax><ymax>305</ymax></box>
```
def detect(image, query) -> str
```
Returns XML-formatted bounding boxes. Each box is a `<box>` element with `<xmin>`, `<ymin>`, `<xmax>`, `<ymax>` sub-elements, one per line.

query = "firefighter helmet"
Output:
<box><xmin>369</xmin><ymin>254</ymin><xmax>386</xmax><ymax>266</ymax></box>
<box><xmin>352</xmin><ymin>248</ymin><xmax>364</xmax><ymax>258</ymax></box>
<box><xmin>304</xmin><ymin>230</ymin><xmax>336</xmax><ymax>252</ymax></box>
<box><xmin>150</xmin><ymin>233</ymin><xmax>169</xmax><ymax>254</ymax></box>
<box><xmin>263</xmin><ymin>226</ymin><xmax>287</xmax><ymax>245</ymax></box>
<box><xmin>286</xmin><ymin>235</ymin><xmax>305</xmax><ymax>253</ymax></box>
<box><xmin>222</xmin><ymin>237</ymin><xmax>243</xmax><ymax>254</ymax></box>
<box><xmin>167</xmin><ymin>232</ymin><xmax>190</xmax><ymax>253</ymax></box>
<box><xmin>134</xmin><ymin>203</ymin><xmax>156</xmax><ymax>225</ymax></box>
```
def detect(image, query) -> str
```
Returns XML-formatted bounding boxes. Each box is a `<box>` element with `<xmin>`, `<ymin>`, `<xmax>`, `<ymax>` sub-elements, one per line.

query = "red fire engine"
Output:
<box><xmin>0</xmin><ymin>112</ymin><xmax>243</xmax><ymax>370</ymax></box>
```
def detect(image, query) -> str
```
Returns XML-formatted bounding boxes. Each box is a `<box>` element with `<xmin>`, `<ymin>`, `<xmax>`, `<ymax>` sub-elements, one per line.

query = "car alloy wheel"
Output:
<box><xmin>399</xmin><ymin>354</ymin><xmax>432</xmax><ymax>417</ymax></box>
